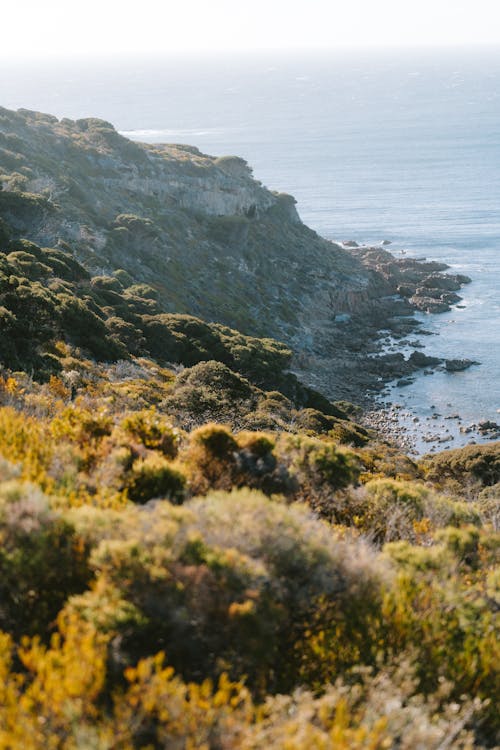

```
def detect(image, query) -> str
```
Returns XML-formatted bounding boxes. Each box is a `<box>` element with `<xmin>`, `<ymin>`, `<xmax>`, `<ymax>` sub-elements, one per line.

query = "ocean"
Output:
<box><xmin>1</xmin><ymin>49</ymin><xmax>499</xmax><ymax>450</ymax></box>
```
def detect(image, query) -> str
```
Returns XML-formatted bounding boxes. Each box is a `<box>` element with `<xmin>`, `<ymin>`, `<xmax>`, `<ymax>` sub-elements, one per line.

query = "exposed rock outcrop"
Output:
<box><xmin>346</xmin><ymin>244</ymin><xmax>471</xmax><ymax>314</ymax></box>
<box><xmin>445</xmin><ymin>358</ymin><xmax>480</xmax><ymax>372</ymax></box>
<box><xmin>0</xmin><ymin>107</ymin><xmax>472</xmax><ymax>404</ymax></box>
<box><xmin>408</xmin><ymin>351</ymin><xmax>442</xmax><ymax>368</ymax></box>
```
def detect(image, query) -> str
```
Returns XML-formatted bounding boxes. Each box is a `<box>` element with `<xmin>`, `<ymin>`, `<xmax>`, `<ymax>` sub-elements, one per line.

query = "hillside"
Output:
<box><xmin>0</xmin><ymin>106</ymin><xmax>439</xmax><ymax>402</ymax></box>
<box><xmin>0</xmin><ymin>107</ymin><xmax>375</xmax><ymax>334</ymax></box>
<box><xmin>0</xmin><ymin>106</ymin><xmax>498</xmax><ymax>749</ymax></box>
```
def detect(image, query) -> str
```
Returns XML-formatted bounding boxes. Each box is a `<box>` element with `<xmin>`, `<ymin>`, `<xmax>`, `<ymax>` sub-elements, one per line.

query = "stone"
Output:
<box><xmin>477</xmin><ymin>420</ymin><xmax>500</xmax><ymax>433</ymax></box>
<box><xmin>410</xmin><ymin>296</ymin><xmax>451</xmax><ymax>314</ymax></box>
<box><xmin>408</xmin><ymin>350</ymin><xmax>442</xmax><ymax>368</ymax></box>
<box><xmin>397</xmin><ymin>378</ymin><xmax>414</xmax><ymax>387</ymax></box>
<box><xmin>445</xmin><ymin>359</ymin><xmax>479</xmax><ymax>372</ymax></box>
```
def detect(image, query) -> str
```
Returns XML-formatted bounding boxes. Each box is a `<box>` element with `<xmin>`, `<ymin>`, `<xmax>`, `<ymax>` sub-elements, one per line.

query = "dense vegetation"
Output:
<box><xmin>0</xmin><ymin>166</ymin><xmax>498</xmax><ymax>749</ymax></box>
<box><xmin>0</xmin><ymin>363</ymin><xmax>498</xmax><ymax>748</ymax></box>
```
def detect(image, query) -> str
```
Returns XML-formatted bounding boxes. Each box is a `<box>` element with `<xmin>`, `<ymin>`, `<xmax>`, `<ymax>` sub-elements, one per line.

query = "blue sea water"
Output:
<box><xmin>1</xmin><ymin>49</ymin><xmax>499</xmax><ymax>448</ymax></box>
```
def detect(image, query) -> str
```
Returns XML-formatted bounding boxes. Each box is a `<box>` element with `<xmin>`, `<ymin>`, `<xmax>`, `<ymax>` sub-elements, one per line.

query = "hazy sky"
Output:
<box><xmin>3</xmin><ymin>0</ymin><xmax>500</xmax><ymax>58</ymax></box>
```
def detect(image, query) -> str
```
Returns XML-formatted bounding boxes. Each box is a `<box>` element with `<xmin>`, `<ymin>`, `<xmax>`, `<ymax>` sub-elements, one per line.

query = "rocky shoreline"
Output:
<box><xmin>321</xmin><ymin>241</ymin><xmax>498</xmax><ymax>454</ymax></box>
<box><xmin>327</xmin><ymin>240</ymin><xmax>475</xmax><ymax>386</ymax></box>
<box><xmin>291</xmin><ymin>240</ymin><xmax>475</xmax><ymax>406</ymax></box>
<box><xmin>1</xmin><ymin>108</ymin><xmax>494</xmax><ymax>457</ymax></box>
<box><xmin>347</xmin><ymin>242</ymin><xmax>472</xmax><ymax>314</ymax></box>
<box><xmin>363</xmin><ymin>402</ymin><xmax>500</xmax><ymax>456</ymax></box>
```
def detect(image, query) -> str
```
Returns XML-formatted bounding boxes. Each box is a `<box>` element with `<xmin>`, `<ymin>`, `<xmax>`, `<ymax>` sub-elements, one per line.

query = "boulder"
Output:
<box><xmin>410</xmin><ymin>295</ymin><xmax>451</xmax><ymax>314</ymax></box>
<box><xmin>445</xmin><ymin>358</ymin><xmax>480</xmax><ymax>372</ymax></box>
<box><xmin>408</xmin><ymin>350</ymin><xmax>442</xmax><ymax>368</ymax></box>
<box><xmin>421</xmin><ymin>274</ymin><xmax>462</xmax><ymax>292</ymax></box>
<box><xmin>477</xmin><ymin>420</ymin><xmax>500</xmax><ymax>434</ymax></box>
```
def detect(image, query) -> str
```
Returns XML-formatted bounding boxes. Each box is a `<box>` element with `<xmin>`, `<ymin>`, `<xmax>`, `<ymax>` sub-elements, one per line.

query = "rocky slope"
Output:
<box><xmin>0</xmin><ymin>106</ymin><xmax>469</xmax><ymax>402</ymax></box>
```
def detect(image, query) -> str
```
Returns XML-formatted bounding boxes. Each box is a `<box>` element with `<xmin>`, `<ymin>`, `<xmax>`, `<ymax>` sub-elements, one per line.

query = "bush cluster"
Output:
<box><xmin>0</xmin><ymin>202</ymin><xmax>498</xmax><ymax>746</ymax></box>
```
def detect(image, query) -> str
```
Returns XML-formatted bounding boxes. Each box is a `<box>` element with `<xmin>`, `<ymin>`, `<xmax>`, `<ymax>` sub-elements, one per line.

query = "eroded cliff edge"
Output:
<box><xmin>0</xmin><ymin>107</ymin><xmax>466</xmax><ymax>402</ymax></box>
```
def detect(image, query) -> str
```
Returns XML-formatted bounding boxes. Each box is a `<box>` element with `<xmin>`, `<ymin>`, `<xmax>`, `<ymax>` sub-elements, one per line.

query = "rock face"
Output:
<box><xmin>0</xmin><ymin>109</ymin><xmax>383</xmax><ymax>337</ymax></box>
<box><xmin>0</xmin><ymin>106</ymin><xmax>472</xmax><ymax>403</ymax></box>
<box><xmin>347</xmin><ymin>245</ymin><xmax>471</xmax><ymax>314</ymax></box>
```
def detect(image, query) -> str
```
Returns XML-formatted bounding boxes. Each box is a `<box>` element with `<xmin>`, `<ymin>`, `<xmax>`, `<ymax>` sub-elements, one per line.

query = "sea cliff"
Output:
<box><xmin>0</xmin><ymin>107</ymin><xmax>470</xmax><ymax>405</ymax></box>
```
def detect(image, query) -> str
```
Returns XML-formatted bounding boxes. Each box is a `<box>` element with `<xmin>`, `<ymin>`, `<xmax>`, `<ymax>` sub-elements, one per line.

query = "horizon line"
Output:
<box><xmin>2</xmin><ymin>42</ymin><xmax>500</xmax><ymax>64</ymax></box>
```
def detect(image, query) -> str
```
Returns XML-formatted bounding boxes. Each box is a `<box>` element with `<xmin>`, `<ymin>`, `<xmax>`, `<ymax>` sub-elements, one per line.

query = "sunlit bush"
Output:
<box><xmin>120</xmin><ymin>408</ymin><xmax>179</xmax><ymax>457</ymax></box>
<box><xmin>125</xmin><ymin>454</ymin><xmax>186</xmax><ymax>504</ymax></box>
<box><xmin>64</xmin><ymin>489</ymin><xmax>387</xmax><ymax>693</ymax></box>
<box><xmin>0</xmin><ymin>481</ymin><xmax>90</xmax><ymax>637</ymax></box>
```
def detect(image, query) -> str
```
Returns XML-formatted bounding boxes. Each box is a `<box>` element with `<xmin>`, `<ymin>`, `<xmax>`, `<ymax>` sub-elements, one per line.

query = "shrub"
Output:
<box><xmin>381</xmin><ymin>537</ymin><xmax>500</xmax><ymax>741</ymax></box>
<box><xmin>477</xmin><ymin>482</ymin><xmax>500</xmax><ymax>529</ymax></box>
<box><xmin>65</xmin><ymin>489</ymin><xmax>387</xmax><ymax>693</ymax></box>
<box><xmin>362</xmin><ymin>479</ymin><xmax>429</xmax><ymax>543</ymax></box>
<box><xmin>0</xmin><ymin>481</ymin><xmax>90</xmax><ymax>637</ymax></box>
<box><xmin>120</xmin><ymin>409</ymin><xmax>179</xmax><ymax>458</ymax></box>
<box><xmin>51</xmin><ymin>406</ymin><xmax>113</xmax><ymax>446</ymax></box>
<box><xmin>434</xmin><ymin>526</ymin><xmax>482</xmax><ymax>569</ymax></box>
<box><xmin>184</xmin><ymin>489</ymin><xmax>388</xmax><ymax>690</ymax></box>
<box><xmin>294</xmin><ymin>407</ymin><xmax>338</xmax><ymax>434</ymax></box>
<box><xmin>0</xmin><ymin>615</ymin><xmax>109</xmax><ymax>745</ymax></box>
<box><xmin>163</xmin><ymin>361</ymin><xmax>257</xmax><ymax>428</ymax></box>
<box><xmin>184</xmin><ymin>423</ymin><xmax>239</xmax><ymax>493</ymax></box>
<box><xmin>105</xmin><ymin>316</ymin><xmax>147</xmax><ymax>355</ymax></box>
<box><xmin>125</xmin><ymin>454</ymin><xmax>186</xmax><ymax>504</ymax></box>
<box><xmin>0</xmin><ymin>217</ymin><xmax>10</xmax><ymax>246</ymax></box>
<box><xmin>329</xmin><ymin>419</ymin><xmax>370</xmax><ymax>446</ymax></box>
<box><xmin>355</xmin><ymin>479</ymin><xmax>480</xmax><ymax>544</ymax></box>
<box><xmin>0</xmin><ymin>406</ymin><xmax>53</xmax><ymax>487</ymax></box>
<box><xmin>283</xmin><ymin>434</ymin><xmax>360</xmax><ymax>502</ymax></box>
<box><xmin>238</xmin><ymin>660</ymin><xmax>482</xmax><ymax>750</ymax></box>
<box><xmin>0</xmin><ymin>631</ymin><xmax>485</xmax><ymax>749</ymax></box>
<box><xmin>423</xmin><ymin>442</ymin><xmax>500</xmax><ymax>493</ymax></box>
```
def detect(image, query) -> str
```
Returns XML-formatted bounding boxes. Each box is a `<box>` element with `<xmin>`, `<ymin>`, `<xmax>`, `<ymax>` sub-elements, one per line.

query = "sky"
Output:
<box><xmin>2</xmin><ymin>0</ymin><xmax>500</xmax><ymax>59</ymax></box>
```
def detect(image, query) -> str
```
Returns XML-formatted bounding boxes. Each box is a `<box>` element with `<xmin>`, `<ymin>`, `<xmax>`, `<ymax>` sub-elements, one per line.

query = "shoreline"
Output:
<box><xmin>361</xmin><ymin>401</ymin><xmax>500</xmax><ymax>457</ymax></box>
<box><xmin>326</xmin><ymin>240</ymin><xmax>499</xmax><ymax>455</ymax></box>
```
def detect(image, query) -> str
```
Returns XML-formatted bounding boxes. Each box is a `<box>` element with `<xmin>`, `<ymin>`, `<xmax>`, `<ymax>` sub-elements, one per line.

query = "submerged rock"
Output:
<box><xmin>397</xmin><ymin>378</ymin><xmax>414</xmax><ymax>387</ymax></box>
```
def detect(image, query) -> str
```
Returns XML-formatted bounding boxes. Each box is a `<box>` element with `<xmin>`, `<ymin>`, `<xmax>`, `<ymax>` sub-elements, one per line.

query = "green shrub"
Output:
<box><xmin>477</xmin><ymin>482</ymin><xmax>500</xmax><ymax>529</ymax></box>
<box><xmin>67</xmin><ymin>489</ymin><xmax>387</xmax><ymax>693</ymax></box>
<box><xmin>120</xmin><ymin>410</ymin><xmax>179</xmax><ymax>458</ymax></box>
<box><xmin>285</xmin><ymin>434</ymin><xmax>360</xmax><ymax>492</ymax></box>
<box><xmin>357</xmin><ymin>479</ymin><xmax>479</xmax><ymax>543</ymax></box>
<box><xmin>434</xmin><ymin>526</ymin><xmax>481</xmax><ymax>569</ymax></box>
<box><xmin>423</xmin><ymin>442</ymin><xmax>500</xmax><ymax>493</ymax></box>
<box><xmin>163</xmin><ymin>361</ymin><xmax>258</xmax><ymax>427</ymax></box>
<box><xmin>0</xmin><ymin>217</ymin><xmax>11</xmax><ymax>246</ymax></box>
<box><xmin>126</xmin><ymin>454</ymin><xmax>186</xmax><ymax>504</ymax></box>
<box><xmin>329</xmin><ymin>418</ymin><xmax>370</xmax><ymax>446</ymax></box>
<box><xmin>294</xmin><ymin>407</ymin><xmax>337</xmax><ymax>434</ymax></box>
<box><xmin>0</xmin><ymin>480</ymin><xmax>90</xmax><ymax>637</ymax></box>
